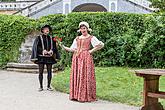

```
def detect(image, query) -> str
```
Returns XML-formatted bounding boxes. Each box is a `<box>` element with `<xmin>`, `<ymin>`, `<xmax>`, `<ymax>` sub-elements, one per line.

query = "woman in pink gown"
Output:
<box><xmin>62</xmin><ymin>21</ymin><xmax>104</xmax><ymax>102</ymax></box>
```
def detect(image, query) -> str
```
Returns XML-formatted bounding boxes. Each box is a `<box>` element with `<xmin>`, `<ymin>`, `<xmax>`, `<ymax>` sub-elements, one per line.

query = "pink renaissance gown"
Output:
<box><xmin>69</xmin><ymin>35</ymin><xmax>104</xmax><ymax>102</ymax></box>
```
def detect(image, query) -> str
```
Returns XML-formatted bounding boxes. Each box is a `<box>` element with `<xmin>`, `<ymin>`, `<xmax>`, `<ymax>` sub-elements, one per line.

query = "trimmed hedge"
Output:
<box><xmin>0</xmin><ymin>12</ymin><xmax>164</xmax><ymax>68</ymax></box>
<box><xmin>0</xmin><ymin>15</ymin><xmax>36</xmax><ymax>67</ymax></box>
<box><xmin>56</xmin><ymin>12</ymin><xmax>165</xmax><ymax>68</ymax></box>
<box><xmin>63</xmin><ymin>13</ymin><xmax>147</xmax><ymax>67</ymax></box>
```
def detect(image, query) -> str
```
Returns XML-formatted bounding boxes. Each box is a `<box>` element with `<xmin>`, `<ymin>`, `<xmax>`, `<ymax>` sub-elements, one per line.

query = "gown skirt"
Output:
<box><xmin>69</xmin><ymin>37</ymin><xmax>96</xmax><ymax>102</ymax></box>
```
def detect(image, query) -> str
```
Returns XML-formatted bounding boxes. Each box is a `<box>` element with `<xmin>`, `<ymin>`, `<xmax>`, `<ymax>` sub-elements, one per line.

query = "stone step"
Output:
<box><xmin>7</xmin><ymin>62</ymin><xmax>58</xmax><ymax>73</ymax></box>
<box><xmin>7</xmin><ymin>68</ymin><xmax>58</xmax><ymax>74</ymax></box>
<box><xmin>7</xmin><ymin>63</ymin><xmax>38</xmax><ymax>69</ymax></box>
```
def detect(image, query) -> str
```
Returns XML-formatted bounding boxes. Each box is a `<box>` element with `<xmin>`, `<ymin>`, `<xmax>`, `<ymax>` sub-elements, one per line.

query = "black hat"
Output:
<box><xmin>41</xmin><ymin>25</ymin><xmax>52</xmax><ymax>33</ymax></box>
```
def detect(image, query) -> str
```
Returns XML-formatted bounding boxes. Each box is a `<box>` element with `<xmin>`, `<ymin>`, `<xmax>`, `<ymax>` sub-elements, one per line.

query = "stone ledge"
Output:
<box><xmin>7</xmin><ymin>63</ymin><xmax>38</xmax><ymax>69</ymax></box>
<box><xmin>7</xmin><ymin>62</ymin><xmax>58</xmax><ymax>73</ymax></box>
<box><xmin>7</xmin><ymin>68</ymin><xmax>58</xmax><ymax>74</ymax></box>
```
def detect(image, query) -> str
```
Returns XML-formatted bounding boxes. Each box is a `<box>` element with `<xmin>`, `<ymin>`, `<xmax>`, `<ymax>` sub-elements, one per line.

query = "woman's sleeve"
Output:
<box><xmin>91</xmin><ymin>36</ymin><xmax>104</xmax><ymax>47</ymax></box>
<box><xmin>70</xmin><ymin>38</ymin><xmax>77</xmax><ymax>50</ymax></box>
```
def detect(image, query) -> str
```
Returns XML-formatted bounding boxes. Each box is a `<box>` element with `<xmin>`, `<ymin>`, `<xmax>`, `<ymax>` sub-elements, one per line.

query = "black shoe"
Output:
<box><xmin>47</xmin><ymin>87</ymin><xmax>53</xmax><ymax>91</ymax></box>
<box><xmin>38</xmin><ymin>88</ymin><xmax>43</xmax><ymax>91</ymax></box>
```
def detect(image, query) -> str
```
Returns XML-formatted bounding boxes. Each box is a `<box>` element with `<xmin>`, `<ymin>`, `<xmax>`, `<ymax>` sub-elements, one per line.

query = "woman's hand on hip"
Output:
<box><xmin>89</xmin><ymin>50</ymin><xmax>93</xmax><ymax>54</ymax></box>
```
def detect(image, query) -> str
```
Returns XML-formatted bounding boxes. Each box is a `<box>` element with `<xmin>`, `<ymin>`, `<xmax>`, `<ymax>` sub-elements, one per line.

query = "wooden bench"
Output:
<box><xmin>134</xmin><ymin>69</ymin><xmax>165</xmax><ymax>110</ymax></box>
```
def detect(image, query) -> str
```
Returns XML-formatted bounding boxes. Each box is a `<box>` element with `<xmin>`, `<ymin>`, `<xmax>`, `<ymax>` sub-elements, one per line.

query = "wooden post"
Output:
<box><xmin>141</xmin><ymin>75</ymin><xmax>164</xmax><ymax>110</ymax></box>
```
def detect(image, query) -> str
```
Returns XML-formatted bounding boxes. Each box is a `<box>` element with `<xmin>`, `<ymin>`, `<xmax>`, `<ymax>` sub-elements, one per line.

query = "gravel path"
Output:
<box><xmin>0</xmin><ymin>70</ymin><xmax>140</xmax><ymax>110</ymax></box>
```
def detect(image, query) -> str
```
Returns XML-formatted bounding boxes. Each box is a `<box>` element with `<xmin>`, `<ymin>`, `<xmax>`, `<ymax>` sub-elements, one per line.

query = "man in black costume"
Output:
<box><xmin>31</xmin><ymin>25</ymin><xmax>60</xmax><ymax>91</ymax></box>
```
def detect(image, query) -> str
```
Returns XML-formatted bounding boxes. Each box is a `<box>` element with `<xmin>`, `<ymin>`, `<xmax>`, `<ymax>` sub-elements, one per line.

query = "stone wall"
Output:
<box><xmin>30</xmin><ymin>0</ymin><xmax>152</xmax><ymax>19</ymax></box>
<box><xmin>18</xmin><ymin>31</ymin><xmax>40</xmax><ymax>63</ymax></box>
<box><xmin>117</xmin><ymin>0</ymin><xmax>152</xmax><ymax>14</ymax></box>
<box><xmin>30</xmin><ymin>1</ymin><xmax>63</xmax><ymax>19</ymax></box>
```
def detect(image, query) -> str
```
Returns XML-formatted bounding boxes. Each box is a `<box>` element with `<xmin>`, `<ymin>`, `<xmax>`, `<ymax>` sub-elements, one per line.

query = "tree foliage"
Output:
<box><xmin>0</xmin><ymin>15</ymin><xmax>36</xmax><ymax>67</ymax></box>
<box><xmin>149</xmin><ymin>0</ymin><xmax>165</xmax><ymax>12</ymax></box>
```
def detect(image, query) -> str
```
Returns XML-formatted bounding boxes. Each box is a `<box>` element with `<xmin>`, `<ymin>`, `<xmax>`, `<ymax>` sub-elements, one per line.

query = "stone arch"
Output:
<box><xmin>72</xmin><ymin>3</ymin><xmax>107</xmax><ymax>12</ymax></box>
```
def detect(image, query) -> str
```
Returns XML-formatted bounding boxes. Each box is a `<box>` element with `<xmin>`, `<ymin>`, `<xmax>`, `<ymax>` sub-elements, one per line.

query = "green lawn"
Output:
<box><xmin>52</xmin><ymin>67</ymin><xmax>165</xmax><ymax>106</ymax></box>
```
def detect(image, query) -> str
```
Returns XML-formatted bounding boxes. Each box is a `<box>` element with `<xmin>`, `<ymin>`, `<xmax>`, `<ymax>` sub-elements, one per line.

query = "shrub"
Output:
<box><xmin>0</xmin><ymin>12</ymin><xmax>164</xmax><ymax>68</ymax></box>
